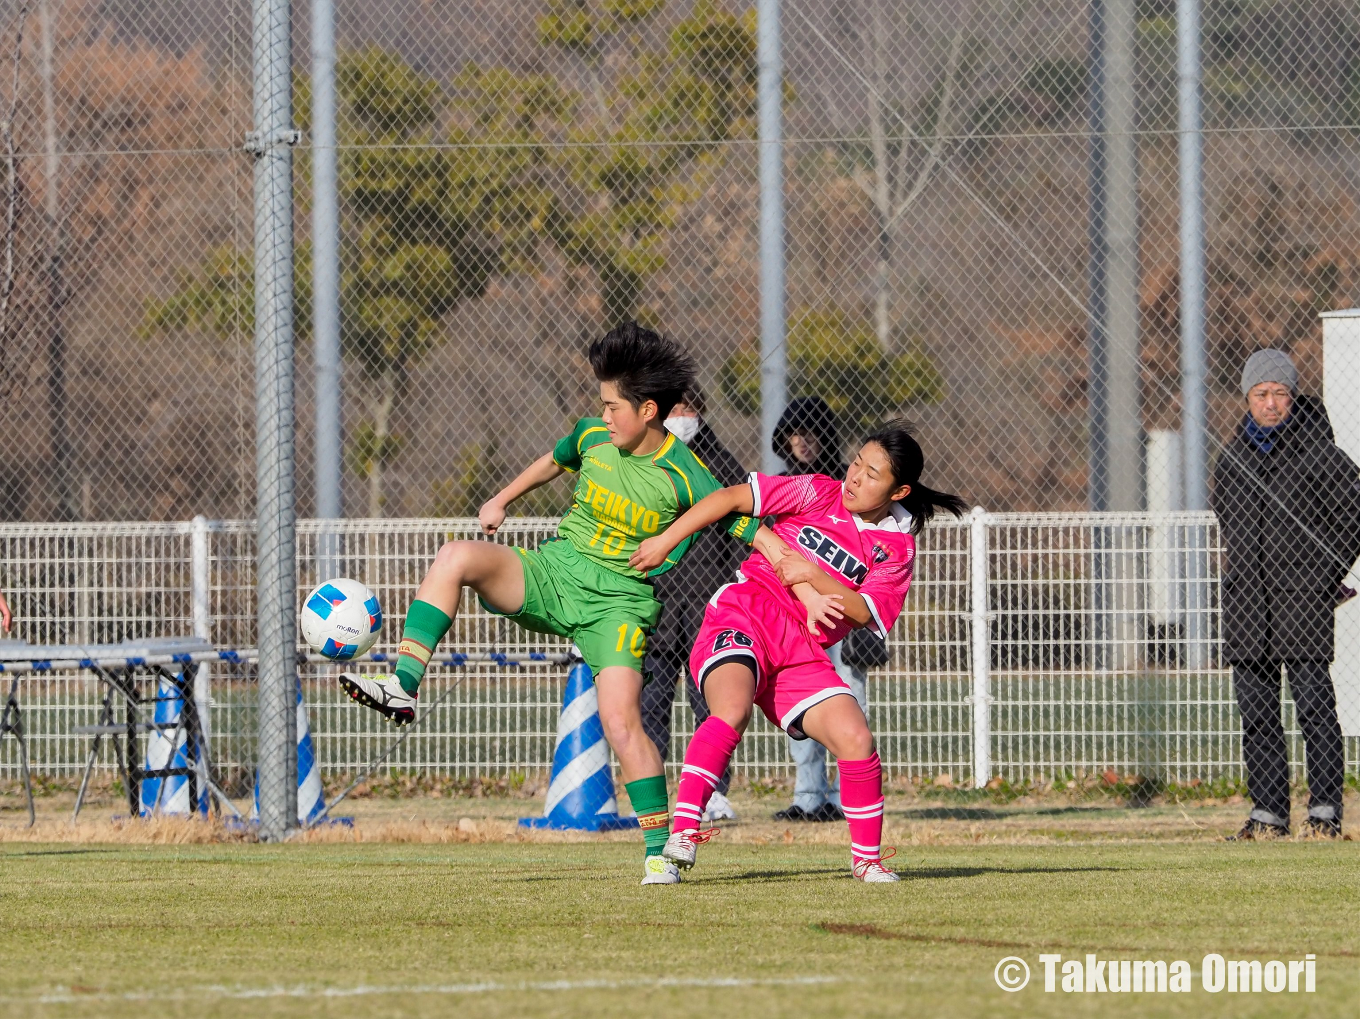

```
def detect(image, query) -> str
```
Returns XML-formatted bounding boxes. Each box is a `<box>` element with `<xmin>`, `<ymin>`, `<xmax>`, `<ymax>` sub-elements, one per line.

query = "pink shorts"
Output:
<box><xmin>689</xmin><ymin>579</ymin><xmax>852</xmax><ymax>738</ymax></box>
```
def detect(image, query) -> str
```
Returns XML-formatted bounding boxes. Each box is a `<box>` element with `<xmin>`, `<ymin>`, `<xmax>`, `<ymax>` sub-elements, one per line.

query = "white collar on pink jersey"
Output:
<box><xmin>853</xmin><ymin>502</ymin><xmax>912</xmax><ymax>533</ymax></box>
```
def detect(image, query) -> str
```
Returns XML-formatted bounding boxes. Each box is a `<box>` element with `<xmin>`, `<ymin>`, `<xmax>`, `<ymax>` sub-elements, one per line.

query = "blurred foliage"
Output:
<box><xmin>338</xmin><ymin>48</ymin><xmax>505</xmax><ymax>388</ymax></box>
<box><xmin>143</xmin><ymin>244</ymin><xmax>316</xmax><ymax>344</ymax></box>
<box><xmin>346</xmin><ymin>420</ymin><xmax>404</xmax><ymax>502</ymax></box>
<box><xmin>149</xmin><ymin>47</ymin><xmax>522</xmax><ymax>513</ymax></box>
<box><xmin>132</xmin><ymin>0</ymin><xmax>1360</xmax><ymax>520</ymax></box>
<box><xmin>719</xmin><ymin>308</ymin><xmax>944</xmax><ymax>434</ymax></box>
<box><xmin>538</xmin><ymin>0</ymin><xmax>759</xmax><ymax>324</ymax></box>
<box><xmin>964</xmin><ymin>1</ymin><xmax>1360</xmax><ymax>157</ymax></box>
<box><xmin>431</xmin><ymin>440</ymin><xmax>571</xmax><ymax>517</ymax></box>
<box><xmin>148</xmin><ymin>6</ymin><xmax>757</xmax><ymax>511</ymax></box>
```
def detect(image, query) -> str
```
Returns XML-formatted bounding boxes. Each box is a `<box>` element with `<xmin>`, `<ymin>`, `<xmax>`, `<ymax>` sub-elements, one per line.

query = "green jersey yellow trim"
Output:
<box><xmin>547</xmin><ymin>418</ymin><xmax>756</xmax><ymax>580</ymax></box>
<box><xmin>551</xmin><ymin>421</ymin><xmax>611</xmax><ymax>472</ymax></box>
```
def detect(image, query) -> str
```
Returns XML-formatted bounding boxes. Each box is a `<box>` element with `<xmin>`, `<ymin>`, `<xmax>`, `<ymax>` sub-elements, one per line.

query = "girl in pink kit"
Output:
<box><xmin>630</xmin><ymin>420</ymin><xmax>964</xmax><ymax>882</ymax></box>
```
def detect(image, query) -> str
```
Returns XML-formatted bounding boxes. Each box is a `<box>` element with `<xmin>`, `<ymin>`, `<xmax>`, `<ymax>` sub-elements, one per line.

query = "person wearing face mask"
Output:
<box><xmin>639</xmin><ymin>384</ymin><xmax>748</xmax><ymax>821</ymax></box>
<box><xmin>768</xmin><ymin>397</ymin><xmax>881</xmax><ymax>823</ymax></box>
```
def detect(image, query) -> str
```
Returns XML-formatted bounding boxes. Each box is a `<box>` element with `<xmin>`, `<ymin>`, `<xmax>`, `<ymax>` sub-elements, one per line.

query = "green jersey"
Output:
<box><xmin>551</xmin><ymin>418</ymin><xmax>758</xmax><ymax>580</ymax></box>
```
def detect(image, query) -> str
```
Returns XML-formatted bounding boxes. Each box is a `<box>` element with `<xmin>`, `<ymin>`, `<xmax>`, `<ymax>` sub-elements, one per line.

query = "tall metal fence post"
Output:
<box><xmin>757</xmin><ymin>0</ymin><xmax>786</xmax><ymax>475</ymax></box>
<box><xmin>250</xmin><ymin>0</ymin><xmax>299</xmax><ymax>841</ymax></box>
<box><xmin>312</xmin><ymin>0</ymin><xmax>342</xmax><ymax>581</ymax></box>
<box><xmin>1088</xmin><ymin>0</ymin><xmax>1142</xmax><ymax>515</ymax></box>
<box><xmin>970</xmin><ymin>506</ymin><xmax>991</xmax><ymax>786</ymax></box>
<box><xmin>190</xmin><ymin>515</ymin><xmax>212</xmax><ymax>758</ymax></box>
<box><xmin>1178</xmin><ymin>0</ymin><xmax>1206</xmax><ymax>514</ymax></box>
<box><xmin>1177</xmin><ymin>0</ymin><xmax>1208</xmax><ymax>670</ymax></box>
<box><xmin>1087</xmin><ymin>0</ymin><xmax>1109</xmax><ymax>512</ymax></box>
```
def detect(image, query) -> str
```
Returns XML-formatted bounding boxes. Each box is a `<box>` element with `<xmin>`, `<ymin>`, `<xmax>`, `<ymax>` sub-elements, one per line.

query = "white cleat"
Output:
<box><xmin>641</xmin><ymin>855</ymin><xmax>681</xmax><ymax>885</ymax></box>
<box><xmin>661</xmin><ymin>827</ymin><xmax>719</xmax><ymax>871</ymax></box>
<box><xmin>339</xmin><ymin>672</ymin><xmax>418</xmax><ymax>726</ymax></box>
<box><xmin>703</xmin><ymin>791</ymin><xmax>738</xmax><ymax>822</ymax></box>
<box><xmin>852</xmin><ymin>857</ymin><xmax>901</xmax><ymax>883</ymax></box>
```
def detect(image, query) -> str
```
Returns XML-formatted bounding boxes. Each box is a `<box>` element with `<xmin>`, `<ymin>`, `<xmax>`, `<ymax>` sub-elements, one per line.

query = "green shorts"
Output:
<box><xmin>480</xmin><ymin>539</ymin><xmax>662</xmax><ymax>679</ymax></box>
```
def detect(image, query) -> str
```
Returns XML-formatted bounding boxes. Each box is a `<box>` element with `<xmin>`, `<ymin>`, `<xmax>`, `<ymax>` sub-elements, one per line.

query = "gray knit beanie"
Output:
<box><xmin>1240</xmin><ymin>349</ymin><xmax>1298</xmax><ymax>396</ymax></box>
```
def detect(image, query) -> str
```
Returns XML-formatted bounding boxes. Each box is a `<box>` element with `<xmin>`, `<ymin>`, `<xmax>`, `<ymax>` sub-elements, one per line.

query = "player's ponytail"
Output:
<box><xmin>863</xmin><ymin>419</ymin><xmax>967</xmax><ymax>536</ymax></box>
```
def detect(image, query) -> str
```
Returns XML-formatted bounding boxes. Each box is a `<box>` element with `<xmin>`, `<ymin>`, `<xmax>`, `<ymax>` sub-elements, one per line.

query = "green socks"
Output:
<box><xmin>626</xmin><ymin>775</ymin><xmax>671</xmax><ymax>857</ymax></box>
<box><xmin>394</xmin><ymin>600</ymin><xmax>453</xmax><ymax>695</ymax></box>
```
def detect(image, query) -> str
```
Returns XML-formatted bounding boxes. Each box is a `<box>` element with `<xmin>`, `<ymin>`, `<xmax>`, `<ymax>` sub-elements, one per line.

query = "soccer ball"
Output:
<box><xmin>300</xmin><ymin>578</ymin><xmax>382</xmax><ymax>661</ymax></box>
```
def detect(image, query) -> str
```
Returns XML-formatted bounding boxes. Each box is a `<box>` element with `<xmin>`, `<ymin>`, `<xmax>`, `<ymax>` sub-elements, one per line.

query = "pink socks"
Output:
<box><xmin>672</xmin><ymin>717</ymin><xmax>742</xmax><ymax>832</ymax></box>
<box><xmin>674</xmin><ymin>722</ymin><xmax>885</xmax><ymax>866</ymax></box>
<box><xmin>838</xmin><ymin>753</ymin><xmax>885</xmax><ymax>863</ymax></box>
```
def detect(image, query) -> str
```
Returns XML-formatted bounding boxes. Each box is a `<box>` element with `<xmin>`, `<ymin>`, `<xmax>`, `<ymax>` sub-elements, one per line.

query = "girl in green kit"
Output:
<box><xmin>341</xmin><ymin>322</ymin><xmax>801</xmax><ymax>884</ymax></box>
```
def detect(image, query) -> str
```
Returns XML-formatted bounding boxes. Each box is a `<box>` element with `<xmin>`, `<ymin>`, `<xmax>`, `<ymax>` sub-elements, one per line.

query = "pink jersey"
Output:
<box><xmin>742</xmin><ymin>472</ymin><xmax>916</xmax><ymax>646</ymax></box>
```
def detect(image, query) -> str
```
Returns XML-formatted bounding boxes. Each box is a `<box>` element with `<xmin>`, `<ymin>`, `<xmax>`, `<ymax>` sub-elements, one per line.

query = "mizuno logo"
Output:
<box><xmin>796</xmin><ymin>526</ymin><xmax>869</xmax><ymax>584</ymax></box>
<box><xmin>829</xmin><ymin>515</ymin><xmax>847</xmax><ymax>524</ymax></box>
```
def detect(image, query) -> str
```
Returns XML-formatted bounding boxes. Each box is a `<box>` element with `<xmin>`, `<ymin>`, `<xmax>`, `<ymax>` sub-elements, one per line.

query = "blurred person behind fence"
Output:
<box><xmin>640</xmin><ymin>385</ymin><xmax>747</xmax><ymax>821</ymax></box>
<box><xmin>1211</xmin><ymin>349</ymin><xmax>1360</xmax><ymax>840</ymax></box>
<box><xmin>767</xmin><ymin>397</ymin><xmax>881</xmax><ymax>823</ymax></box>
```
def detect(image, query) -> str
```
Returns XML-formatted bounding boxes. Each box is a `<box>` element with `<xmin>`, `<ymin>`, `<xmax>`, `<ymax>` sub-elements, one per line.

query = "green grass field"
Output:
<box><xmin>1</xmin><ymin>836</ymin><xmax>1357</xmax><ymax>1019</ymax></box>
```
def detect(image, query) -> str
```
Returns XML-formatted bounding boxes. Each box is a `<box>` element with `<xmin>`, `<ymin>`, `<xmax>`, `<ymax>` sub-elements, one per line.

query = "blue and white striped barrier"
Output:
<box><xmin>295</xmin><ymin>680</ymin><xmax>325</xmax><ymax>824</ymax></box>
<box><xmin>139</xmin><ymin>677</ymin><xmax>207</xmax><ymax>817</ymax></box>
<box><xmin>519</xmin><ymin>659</ymin><xmax>638</xmax><ymax>832</ymax></box>
<box><xmin>252</xmin><ymin>679</ymin><xmax>327</xmax><ymax>825</ymax></box>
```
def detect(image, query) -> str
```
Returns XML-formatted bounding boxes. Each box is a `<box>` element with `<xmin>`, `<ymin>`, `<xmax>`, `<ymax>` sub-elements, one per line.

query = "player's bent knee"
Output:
<box><xmin>828</xmin><ymin>723</ymin><xmax>874</xmax><ymax>760</ymax></box>
<box><xmin>434</xmin><ymin>539</ymin><xmax>513</xmax><ymax>587</ymax></box>
<box><xmin>431</xmin><ymin>540</ymin><xmax>474</xmax><ymax>578</ymax></box>
<box><xmin>714</xmin><ymin>704</ymin><xmax>752</xmax><ymax>735</ymax></box>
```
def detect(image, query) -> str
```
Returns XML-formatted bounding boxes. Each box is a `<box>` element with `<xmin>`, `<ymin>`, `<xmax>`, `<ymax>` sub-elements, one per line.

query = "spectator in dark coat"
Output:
<box><xmin>640</xmin><ymin>385</ymin><xmax>748</xmax><ymax>820</ymax></box>
<box><xmin>1211</xmin><ymin>348</ymin><xmax>1360</xmax><ymax>840</ymax></box>
<box><xmin>772</xmin><ymin>396</ymin><xmax>847</xmax><ymax>481</ymax></box>
<box><xmin>767</xmin><ymin>396</ymin><xmax>872</xmax><ymax>823</ymax></box>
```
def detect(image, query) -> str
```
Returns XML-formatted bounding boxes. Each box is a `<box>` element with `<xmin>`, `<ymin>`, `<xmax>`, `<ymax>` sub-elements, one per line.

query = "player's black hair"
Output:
<box><xmin>588</xmin><ymin>321</ymin><xmax>697</xmax><ymax>421</ymax></box>
<box><xmin>862</xmin><ymin>419</ymin><xmax>967</xmax><ymax>536</ymax></box>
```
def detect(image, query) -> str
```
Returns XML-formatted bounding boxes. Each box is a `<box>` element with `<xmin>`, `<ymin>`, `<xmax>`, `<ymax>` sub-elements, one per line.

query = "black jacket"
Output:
<box><xmin>1210</xmin><ymin>395</ymin><xmax>1360</xmax><ymax>662</ymax></box>
<box><xmin>650</xmin><ymin>420</ymin><xmax>749</xmax><ymax>609</ymax></box>
<box><xmin>773</xmin><ymin>396</ymin><xmax>847</xmax><ymax>479</ymax></box>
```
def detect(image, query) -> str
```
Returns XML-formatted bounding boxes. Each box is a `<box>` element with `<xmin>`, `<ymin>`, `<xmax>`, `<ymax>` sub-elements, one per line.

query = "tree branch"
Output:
<box><xmin>892</xmin><ymin>12</ymin><xmax>968</xmax><ymax>226</ymax></box>
<box><xmin>0</xmin><ymin>1</ymin><xmax>32</xmax><ymax>342</ymax></box>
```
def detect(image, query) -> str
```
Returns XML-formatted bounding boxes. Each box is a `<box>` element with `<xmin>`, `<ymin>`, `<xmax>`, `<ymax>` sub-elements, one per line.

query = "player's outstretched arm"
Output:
<box><xmin>629</xmin><ymin>483</ymin><xmax>753</xmax><ymax>571</ymax></box>
<box><xmin>479</xmin><ymin>452</ymin><xmax>565</xmax><ymax>536</ymax></box>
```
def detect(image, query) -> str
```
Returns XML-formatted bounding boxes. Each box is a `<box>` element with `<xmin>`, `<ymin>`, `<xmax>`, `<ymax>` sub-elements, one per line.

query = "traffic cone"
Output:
<box><xmin>520</xmin><ymin>658</ymin><xmax>638</xmax><ymax>831</ymax></box>
<box><xmin>252</xmin><ymin>678</ymin><xmax>327</xmax><ymax>825</ymax></box>
<box><xmin>140</xmin><ymin>676</ymin><xmax>207</xmax><ymax>817</ymax></box>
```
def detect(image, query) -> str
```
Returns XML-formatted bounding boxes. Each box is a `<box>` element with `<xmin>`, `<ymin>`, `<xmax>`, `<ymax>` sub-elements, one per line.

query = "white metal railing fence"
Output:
<box><xmin>0</xmin><ymin>514</ymin><xmax>1356</xmax><ymax>789</ymax></box>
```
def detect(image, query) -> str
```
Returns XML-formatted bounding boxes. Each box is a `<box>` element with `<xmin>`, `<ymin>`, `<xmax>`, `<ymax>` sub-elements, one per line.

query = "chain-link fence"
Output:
<box><xmin>0</xmin><ymin>0</ymin><xmax>1354</xmax><ymax>520</ymax></box>
<box><xmin>2</xmin><ymin>1</ymin><xmax>1360</xmax><ymax>832</ymax></box>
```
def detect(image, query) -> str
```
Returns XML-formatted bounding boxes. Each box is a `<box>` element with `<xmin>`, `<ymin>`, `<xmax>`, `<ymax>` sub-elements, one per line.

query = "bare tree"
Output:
<box><xmin>39</xmin><ymin>0</ymin><xmax>73</xmax><ymax>519</ymax></box>
<box><xmin>0</xmin><ymin>1</ymin><xmax>43</xmax><ymax>402</ymax></box>
<box><xmin>821</xmin><ymin>0</ymin><xmax>971</xmax><ymax>353</ymax></box>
